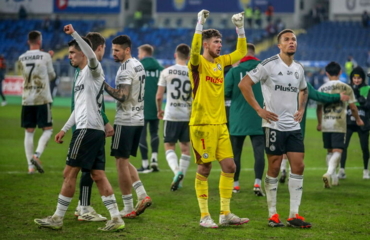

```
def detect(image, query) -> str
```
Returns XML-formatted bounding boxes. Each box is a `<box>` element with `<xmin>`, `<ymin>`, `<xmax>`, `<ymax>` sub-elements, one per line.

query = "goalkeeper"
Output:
<box><xmin>188</xmin><ymin>10</ymin><xmax>249</xmax><ymax>228</ymax></box>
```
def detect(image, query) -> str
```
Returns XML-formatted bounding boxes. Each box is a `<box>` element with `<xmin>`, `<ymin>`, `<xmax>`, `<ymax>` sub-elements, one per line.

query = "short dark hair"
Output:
<box><xmin>247</xmin><ymin>43</ymin><xmax>255</xmax><ymax>53</ymax></box>
<box><xmin>112</xmin><ymin>35</ymin><xmax>132</xmax><ymax>49</ymax></box>
<box><xmin>138</xmin><ymin>44</ymin><xmax>154</xmax><ymax>56</ymax></box>
<box><xmin>28</xmin><ymin>31</ymin><xmax>41</xmax><ymax>44</ymax></box>
<box><xmin>176</xmin><ymin>43</ymin><xmax>190</xmax><ymax>60</ymax></box>
<box><xmin>277</xmin><ymin>29</ymin><xmax>295</xmax><ymax>43</ymax></box>
<box><xmin>85</xmin><ymin>32</ymin><xmax>105</xmax><ymax>51</ymax></box>
<box><xmin>202</xmin><ymin>29</ymin><xmax>222</xmax><ymax>41</ymax></box>
<box><xmin>325</xmin><ymin>61</ymin><xmax>341</xmax><ymax>77</ymax></box>
<box><xmin>68</xmin><ymin>37</ymin><xmax>92</xmax><ymax>52</ymax></box>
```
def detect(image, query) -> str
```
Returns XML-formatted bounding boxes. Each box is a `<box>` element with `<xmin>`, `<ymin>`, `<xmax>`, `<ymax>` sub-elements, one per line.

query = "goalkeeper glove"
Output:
<box><xmin>231</xmin><ymin>12</ymin><xmax>244</xmax><ymax>28</ymax></box>
<box><xmin>198</xmin><ymin>9</ymin><xmax>210</xmax><ymax>25</ymax></box>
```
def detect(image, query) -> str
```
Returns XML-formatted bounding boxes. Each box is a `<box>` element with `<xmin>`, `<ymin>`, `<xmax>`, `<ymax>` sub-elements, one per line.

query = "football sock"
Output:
<box><xmin>132</xmin><ymin>180</ymin><xmax>147</xmax><ymax>200</ymax></box>
<box><xmin>326</xmin><ymin>152</ymin><xmax>333</xmax><ymax>167</ymax></box>
<box><xmin>233</xmin><ymin>180</ymin><xmax>239</xmax><ymax>187</ymax></box>
<box><xmin>179</xmin><ymin>154</ymin><xmax>191</xmax><ymax>176</ymax></box>
<box><xmin>288</xmin><ymin>173</ymin><xmax>303</xmax><ymax>218</ymax></box>
<box><xmin>122</xmin><ymin>194</ymin><xmax>134</xmax><ymax>212</ymax></box>
<box><xmin>151</xmin><ymin>152</ymin><xmax>158</xmax><ymax>163</ymax></box>
<box><xmin>102</xmin><ymin>194</ymin><xmax>120</xmax><ymax>218</ymax></box>
<box><xmin>142</xmin><ymin>159</ymin><xmax>149</xmax><ymax>168</ymax></box>
<box><xmin>35</xmin><ymin>129</ymin><xmax>53</xmax><ymax>157</ymax></box>
<box><xmin>254</xmin><ymin>178</ymin><xmax>262</xmax><ymax>186</ymax></box>
<box><xmin>166</xmin><ymin>150</ymin><xmax>178</xmax><ymax>174</ymax></box>
<box><xmin>195</xmin><ymin>173</ymin><xmax>209</xmax><ymax>218</ymax></box>
<box><xmin>54</xmin><ymin>194</ymin><xmax>72</xmax><ymax>218</ymax></box>
<box><xmin>24</xmin><ymin>130</ymin><xmax>34</xmax><ymax>167</ymax></box>
<box><xmin>79</xmin><ymin>171</ymin><xmax>93</xmax><ymax>207</ymax></box>
<box><xmin>327</xmin><ymin>152</ymin><xmax>341</xmax><ymax>175</ymax></box>
<box><xmin>280</xmin><ymin>157</ymin><xmax>288</xmax><ymax>171</ymax></box>
<box><xmin>265</xmin><ymin>175</ymin><xmax>278</xmax><ymax>217</ymax></box>
<box><xmin>219</xmin><ymin>171</ymin><xmax>234</xmax><ymax>215</ymax></box>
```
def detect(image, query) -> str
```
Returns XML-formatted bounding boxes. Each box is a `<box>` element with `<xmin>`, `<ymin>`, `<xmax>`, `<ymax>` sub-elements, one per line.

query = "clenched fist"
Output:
<box><xmin>198</xmin><ymin>9</ymin><xmax>210</xmax><ymax>25</ymax></box>
<box><xmin>231</xmin><ymin>12</ymin><xmax>244</xmax><ymax>28</ymax></box>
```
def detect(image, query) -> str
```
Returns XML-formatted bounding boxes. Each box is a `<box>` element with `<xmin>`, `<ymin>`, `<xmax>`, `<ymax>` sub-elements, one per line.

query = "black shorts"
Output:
<box><xmin>164</xmin><ymin>121</ymin><xmax>190</xmax><ymax>143</ymax></box>
<box><xmin>322</xmin><ymin>132</ymin><xmax>346</xmax><ymax>149</ymax></box>
<box><xmin>66</xmin><ymin>129</ymin><xmax>105</xmax><ymax>171</ymax></box>
<box><xmin>110</xmin><ymin>125</ymin><xmax>143</xmax><ymax>158</ymax></box>
<box><xmin>21</xmin><ymin>104</ymin><xmax>52</xmax><ymax>128</ymax></box>
<box><xmin>264</xmin><ymin>127</ymin><xmax>304</xmax><ymax>155</ymax></box>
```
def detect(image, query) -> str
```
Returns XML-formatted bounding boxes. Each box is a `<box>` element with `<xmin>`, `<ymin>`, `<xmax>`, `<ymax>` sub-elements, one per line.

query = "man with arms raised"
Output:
<box><xmin>189</xmin><ymin>9</ymin><xmax>249</xmax><ymax>228</ymax></box>
<box><xmin>239</xmin><ymin>29</ymin><xmax>311</xmax><ymax>228</ymax></box>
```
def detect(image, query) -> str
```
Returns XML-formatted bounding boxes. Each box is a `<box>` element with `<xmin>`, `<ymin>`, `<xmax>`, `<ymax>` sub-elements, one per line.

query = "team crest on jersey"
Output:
<box><xmin>173</xmin><ymin>0</ymin><xmax>186</xmax><ymax>11</ymax></box>
<box><xmin>252</xmin><ymin>68</ymin><xmax>258</xmax><ymax>73</ymax></box>
<box><xmin>203</xmin><ymin>153</ymin><xmax>209</xmax><ymax>159</ymax></box>
<box><xmin>269</xmin><ymin>144</ymin><xmax>276</xmax><ymax>151</ymax></box>
<box><xmin>295</xmin><ymin>72</ymin><xmax>299</xmax><ymax>79</ymax></box>
<box><xmin>217</xmin><ymin>63</ymin><xmax>222</xmax><ymax>71</ymax></box>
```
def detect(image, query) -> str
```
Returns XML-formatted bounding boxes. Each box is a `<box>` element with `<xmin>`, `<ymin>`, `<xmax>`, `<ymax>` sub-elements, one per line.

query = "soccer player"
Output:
<box><xmin>156</xmin><ymin>43</ymin><xmax>192</xmax><ymax>191</ymax></box>
<box><xmin>137</xmin><ymin>44</ymin><xmax>164</xmax><ymax>173</ymax></box>
<box><xmin>339</xmin><ymin>66</ymin><xmax>370</xmax><ymax>179</ymax></box>
<box><xmin>279</xmin><ymin>82</ymin><xmax>350</xmax><ymax>184</ymax></box>
<box><xmin>224</xmin><ymin>43</ymin><xmax>265</xmax><ymax>196</ymax></box>
<box><xmin>317</xmin><ymin>62</ymin><xmax>363</xmax><ymax>188</ymax></box>
<box><xmin>189</xmin><ymin>9</ymin><xmax>249</xmax><ymax>228</ymax></box>
<box><xmin>72</xmin><ymin>32</ymin><xmax>113</xmax><ymax>222</ymax></box>
<box><xmin>104</xmin><ymin>35</ymin><xmax>152</xmax><ymax>218</ymax></box>
<box><xmin>34</xmin><ymin>24</ymin><xmax>125</xmax><ymax>231</ymax></box>
<box><xmin>239</xmin><ymin>29</ymin><xmax>311</xmax><ymax>228</ymax></box>
<box><xmin>18</xmin><ymin>30</ymin><xmax>56</xmax><ymax>174</ymax></box>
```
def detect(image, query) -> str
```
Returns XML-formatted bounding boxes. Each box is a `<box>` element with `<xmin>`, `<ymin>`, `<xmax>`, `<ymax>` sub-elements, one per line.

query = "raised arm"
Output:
<box><xmin>228</xmin><ymin>12</ymin><xmax>247</xmax><ymax>65</ymax></box>
<box><xmin>64</xmin><ymin>24</ymin><xmax>99</xmax><ymax>70</ymax></box>
<box><xmin>189</xmin><ymin>10</ymin><xmax>209</xmax><ymax>67</ymax></box>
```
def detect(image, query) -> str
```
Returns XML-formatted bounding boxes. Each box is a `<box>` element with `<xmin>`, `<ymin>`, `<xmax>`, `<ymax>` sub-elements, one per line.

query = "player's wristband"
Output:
<box><xmin>236</xmin><ymin>27</ymin><xmax>245</xmax><ymax>38</ymax></box>
<box><xmin>195</xmin><ymin>23</ymin><xmax>203</xmax><ymax>34</ymax></box>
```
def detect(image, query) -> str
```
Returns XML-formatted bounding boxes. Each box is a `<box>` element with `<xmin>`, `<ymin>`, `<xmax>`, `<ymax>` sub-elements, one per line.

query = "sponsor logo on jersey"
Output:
<box><xmin>134</xmin><ymin>65</ymin><xmax>144</xmax><ymax>73</ymax></box>
<box><xmin>205</xmin><ymin>76</ymin><xmax>223</xmax><ymax>84</ymax></box>
<box><xmin>274</xmin><ymin>83</ymin><xmax>298</xmax><ymax>92</ymax></box>
<box><xmin>287</xmin><ymin>71</ymin><xmax>293</xmax><ymax>75</ymax></box>
<box><xmin>217</xmin><ymin>63</ymin><xmax>222</xmax><ymax>71</ymax></box>
<box><xmin>202</xmin><ymin>153</ymin><xmax>209</xmax><ymax>159</ymax></box>
<box><xmin>75</xmin><ymin>84</ymin><xmax>84</xmax><ymax>92</ymax></box>
<box><xmin>278</xmin><ymin>71</ymin><xmax>283</xmax><ymax>76</ymax></box>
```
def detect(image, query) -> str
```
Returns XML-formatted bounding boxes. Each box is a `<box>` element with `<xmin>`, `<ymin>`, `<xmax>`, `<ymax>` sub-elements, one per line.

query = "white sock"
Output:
<box><xmin>35</xmin><ymin>129</ymin><xmax>53</xmax><ymax>158</ymax></box>
<box><xmin>132</xmin><ymin>181</ymin><xmax>147</xmax><ymax>200</ymax></box>
<box><xmin>280</xmin><ymin>158</ymin><xmax>288</xmax><ymax>171</ymax></box>
<box><xmin>327</xmin><ymin>152</ymin><xmax>341</xmax><ymax>175</ymax></box>
<box><xmin>339</xmin><ymin>167</ymin><xmax>345</xmax><ymax>174</ymax></box>
<box><xmin>288</xmin><ymin>173</ymin><xmax>303</xmax><ymax>218</ymax></box>
<box><xmin>24</xmin><ymin>131</ymin><xmax>34</xmax><ymax>167</ymax></box>
<box><xmin>166</xmin><ymin>150</ymin><xmax>178</xmax><ymax>174</ymax></box>
<box><xmin>233</xmin><ymin>181</ymin><xmax>239</xmax><ymax>187</ymax></box>
<box><xmin>53</xmin><ymin>194</ymin><xmax>72</xmax><ymax>218</ymax></box>
<box><xmin>122</xmin><ymin>194</ymin><xmax>134</xmax><ymax>212</ymax></box>
<box><xmin>102</xmin><ymin>194</ymin><xmax>120</xmax><ymax>218</ymax></box>
<box><xmin>254</xmin><ymin>178</ymin><xmax>262</xmax><ymax>186</ymax></box>
<box><xmin>326</xmin><ymin>152</ymin><xmax>333</xmax><ymax>167</ymax></box>
<box><xmin>264</xmin><ymin>175</ymin><xmax>278</xmax><ymax>217</ymax></box>
<box><xmin>179</xmin><ymin>154</ymin><xmax>191</xmax><ymax>176</ymax></box>
<box><xmin>142</xmin><ymin>159</ymin><xmax>149</xmax><ymax>168</ymax></box>
<box><xmin>151</xmin><ymin>152</ymin><xmax>158</xmax><ymax>162</ymax></box>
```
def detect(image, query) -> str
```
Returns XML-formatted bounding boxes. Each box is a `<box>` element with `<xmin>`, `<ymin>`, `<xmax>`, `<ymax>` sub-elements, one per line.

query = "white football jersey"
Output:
<box><xmin>318</xmin><ymin>80</ymin><xmax>355</xmax><ymax>133</ymax></box>
<box><xmin>158</xmin><ymin>64</ymin><xmax>191</xmax><ymax>121</ymax></box>
<box><xmin>18</xmin><ymin>50</ymin><xmax>55</xmax><ymax>105</ymax></box>
<box><xmin>73</xmin><ymin>63</ymin><xmax>105</xmax><ymax>131</ymax></box>
<box><xmin>114</xmin><ymin>58</ymin><xmax>145</xmax><ymax>126</ymax></box>
<box><xmin>247</xmin><ymin>54</ymin><xmax>307</xmax><ymax>131</ymax></box>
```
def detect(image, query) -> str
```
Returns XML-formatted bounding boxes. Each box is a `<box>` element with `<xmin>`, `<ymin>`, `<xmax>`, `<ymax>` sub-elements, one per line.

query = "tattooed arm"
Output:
<box><xmin>104</xmin><ymin>82</ymin><xmax>130</xmax><ymax>103</ymax></box>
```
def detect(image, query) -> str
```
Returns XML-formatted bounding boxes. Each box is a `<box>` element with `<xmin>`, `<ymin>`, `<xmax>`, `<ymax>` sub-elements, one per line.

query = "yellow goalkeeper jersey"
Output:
<box><xmin>188</xmin><ymin>33</ymin><xmax>246</xmax><ymax>125</ymax></box>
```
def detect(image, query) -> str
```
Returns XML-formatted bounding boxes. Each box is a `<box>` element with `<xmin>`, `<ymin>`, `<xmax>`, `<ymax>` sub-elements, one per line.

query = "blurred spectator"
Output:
<box><xmin>309</xmin><ymin>4</ymin><xmax>324</xmax><ymax>25</ymax></box>
<box><xmin>362</xmin><ymin>11</ymin><xmax>369</xmax><ymax>28</ymax></box>
<box><xmin>134</xmin><ymin>10</ymin><xmax>143</xmax><ymax>28</ymax></box>
<box><xmin>42</xmin><ymin>17</ymin><xmax>51</xmax><ymax>32</ymax></box>
<box><xmin>253</xmin><ymin>6</ymin><xmax>262</xmax><ymax>29</ymax></box>
<box><xmin>313</xmin><ymin>69</ymin><xmax>327</xmax><ymax>89</ymax></box>
<box><xmin>345</xmin><ymin>55</ymin><xmax>358</xmax><ymax>82</ymax></box>
<box><xmin>244</xmin><ymin>5</ymin><xmax>253</xmax><ymax>28</ymax></box>
<box><xmin>53</xmin><ymin>15</ymin><xmax>62</xmax><ymax>32</ymax></box>
<box><xmin>366</xmin><ymin>51</ymin><xmax>370</xmax><ymax>68</ymax></box>
<box><xmin>18</xmin><ymin>5</ymin><xmax>27</xmax><ymax>19</ymax></box>
<box><xmin>275</xmin><ymin>18</ymin><xmax>285</xmax><ymax>33</ymax></box>
<box><xmin>0</xmin><ymin>54</ymin><xmax>6</xmax><ymax>106</ymax></box>
<box><xmin>265</xmin><ymin>21</ymin><xmax>276</xmax><ymax>43</ymax></box>
<box><xmin>265</xmin><ymin>3</ymin><xmax>274</xmax><ymax>23</ymax></box>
